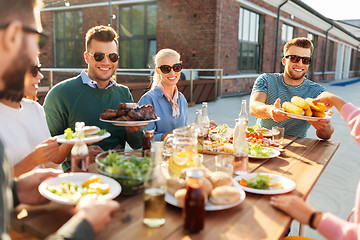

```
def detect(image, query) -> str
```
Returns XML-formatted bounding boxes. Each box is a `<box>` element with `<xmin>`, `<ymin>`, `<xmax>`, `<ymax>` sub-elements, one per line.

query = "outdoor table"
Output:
<box><xmin>11</xmin><ymin>135</ymin><xmax>339</xmax><ymax>240</ymax></box>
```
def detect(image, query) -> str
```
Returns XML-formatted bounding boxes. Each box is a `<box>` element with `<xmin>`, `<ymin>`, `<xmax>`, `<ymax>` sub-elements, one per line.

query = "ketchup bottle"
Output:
<box><xmin>142</xmin><ymin>129</ymin><xmax>155</xmax><ymax>152</ymax></box>
<box><xmin>183</xmin><ymin>169</ymin><xmax>205</xmax><ymax>233</ymax></box>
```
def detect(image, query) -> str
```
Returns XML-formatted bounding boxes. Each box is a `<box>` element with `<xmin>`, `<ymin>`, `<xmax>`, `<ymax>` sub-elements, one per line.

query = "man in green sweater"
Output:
<box><xmin>44</xmin><ymin>25</ymin><xmax>144</xmax><ymax>162</ymax></box>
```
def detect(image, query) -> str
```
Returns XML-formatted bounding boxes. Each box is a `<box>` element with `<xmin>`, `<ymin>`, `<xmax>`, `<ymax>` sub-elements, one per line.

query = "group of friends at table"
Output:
<box><xmin>0</xmin><ymin>0</ymin><xmax>359</xmax><ymax>239</ymax></box>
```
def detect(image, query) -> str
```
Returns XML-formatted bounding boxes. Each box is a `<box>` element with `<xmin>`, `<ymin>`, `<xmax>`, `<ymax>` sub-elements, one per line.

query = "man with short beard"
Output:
<box><xmin>249</xmin><ymin>37</ymin><xmax>334</xmax><ymax>139</ymax></box>
<box><xmin>0</xmin><ymin>1</ymin><xmax>120</xmax><ymax>239</ymax></box>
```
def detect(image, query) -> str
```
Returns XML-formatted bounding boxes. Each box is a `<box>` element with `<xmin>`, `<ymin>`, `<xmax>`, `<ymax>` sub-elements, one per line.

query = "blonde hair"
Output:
<box><xmin>151</xmin><ymin>49</ymin><xmax>181</xmax><ymax>90</ymax></box>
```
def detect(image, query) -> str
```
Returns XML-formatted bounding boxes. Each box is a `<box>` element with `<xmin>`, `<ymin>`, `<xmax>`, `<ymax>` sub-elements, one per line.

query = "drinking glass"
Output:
<box><xmin>215</xmin><ymin>154</ymin><xmax>234</xmax><ymax>176</ymax></box>
<box><xmin>272</xmin><ymin>127</ymin><xmax>285</xmax><ymax>144</ymax></box>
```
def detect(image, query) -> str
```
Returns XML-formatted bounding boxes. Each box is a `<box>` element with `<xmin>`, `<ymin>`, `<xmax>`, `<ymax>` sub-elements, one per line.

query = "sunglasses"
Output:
<box><xmin>87</xmin><ymin>52</ymin><xmax>119</xmax><ymax>63</ymax></box>
<box><xmin>285</xmin><ymin>55</ymin><xmax>312</xmax><ymax>65</ymax></box>
<box><xmin>0</xmin><ymin>22</ymin><xmax>48</xmax><ymax>49</ymax></box>
<box><xmin>158</xmin><ymin>63</ymin><xmax>182</xmax><ymax>74</ymax></box>
<box><xmin>30</xmin><ymin>64</ymin><xmax>41</xmax><ymax>77</ymax></box>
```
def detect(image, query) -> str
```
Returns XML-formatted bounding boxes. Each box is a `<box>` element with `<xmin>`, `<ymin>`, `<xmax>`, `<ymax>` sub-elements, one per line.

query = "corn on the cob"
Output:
<box><xmin>282</xmin><ymin>102</ymin><xmax>305</xmax><ymax>116</ymax></box>
<box><xmin>305</xmin><ymin>98</ymin><xmax>327</xmax><ymax>112</ymax></box>
<box><xmin>291</xmin><ymin>96</ymin><xmax>309</xmax><ymax>109</ymax></box>
<box><xmin>304</xmin><ymin>107</ymin><xmax>313</xmax><ymax>116</ymax></box>
<box><xmin>312</xmin><ymin>110</ymin><xmax>326</xmax><ymax>118</ymax></box>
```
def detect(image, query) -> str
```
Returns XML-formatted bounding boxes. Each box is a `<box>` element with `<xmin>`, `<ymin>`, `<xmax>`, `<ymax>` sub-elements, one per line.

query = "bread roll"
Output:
<box><xmin>208</xmin><ymin>171</ymin><xmax>233</xmax><ymax>188</ymax></box>
<box><xmin>209</xmin><ymin>186</ymin><xmax>240</xmax><ymax>205</ymax></box>
<box><xmin>174</xmin><ymin>188</ymin><xmax>187</xmax><ymax>207</ymax></box>
<box><xmin>83</xmin><ymin>126</ymin><xmax>100</xmax><ymax>135</ymax></box>
<box><xmin>202</xmin><ymin>177</ymin><xmax>213</xmax><ymax>196</ymax></box>
<box><xmin>167</xmin><ymin>178</ymin><xmax>186</xmax><ymax>195</ymax></box>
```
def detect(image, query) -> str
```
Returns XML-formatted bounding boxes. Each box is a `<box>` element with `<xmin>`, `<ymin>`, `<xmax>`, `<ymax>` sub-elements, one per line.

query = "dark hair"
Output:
<box><xmin>0</xmin><ymin>0</ymin><xmax>41</xmax><ymax>24</ymax></box>
<box><xmin>283</xmin><ymin>37</ymin><xmax>314</xmax><ymax>55</ymax></box>
<box><xmin>85</xmin><ymin>25</ymin><xmax>119</xmax><ymax>51</ymax></box>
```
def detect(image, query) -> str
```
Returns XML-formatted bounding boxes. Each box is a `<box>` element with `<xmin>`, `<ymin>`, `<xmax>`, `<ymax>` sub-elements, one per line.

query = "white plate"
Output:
<box><xmin>165</xmin><ymin>179</ymin><xmax>246</xmax><ymax>211</ymax></box>
<box><xmin>234</xmin><ymin>173</ymin><xmax>296</xmax><ymax>195</ymax></box>
<box><xmin>56</xmin><ymin>132</ymin><xmax>111</xmax><ymax>144</ymax></box>
<box><xmin>38</xmin><ymin>172</ymin><xmax>121</xmax><ymax>205</ymax></box>
<box><xmin>248</xmin><ymin>147</ymin><xmax>281</xmax><ymax>159</ymax></box>
<box><xmin>99</xmin><ymin>117</ymin><xmax>161</xmax><ymax>126</ymax></box>
<box><xmin>279</xmin><ymin>109</ymin><xmax>330</xmax><ymax>121</ymax></box>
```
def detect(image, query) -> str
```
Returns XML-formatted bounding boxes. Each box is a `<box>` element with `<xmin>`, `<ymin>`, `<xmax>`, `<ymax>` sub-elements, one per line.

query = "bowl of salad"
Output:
<box><xmin>95</xmin><ymin>150</ymin><xmax>151</xmax><ymax>195</ymax></box>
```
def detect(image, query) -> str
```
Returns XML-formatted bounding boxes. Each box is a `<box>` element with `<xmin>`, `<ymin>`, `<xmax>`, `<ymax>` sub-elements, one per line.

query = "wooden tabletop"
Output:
<box><xmin>11</xmin><ymin>136</ymin><xmax>339</xmax><ymax>240</ymax></box>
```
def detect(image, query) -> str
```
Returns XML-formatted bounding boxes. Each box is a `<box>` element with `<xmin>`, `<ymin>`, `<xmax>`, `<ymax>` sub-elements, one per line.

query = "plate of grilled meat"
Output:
<box><xmin>100</xmin><ymin>103</ymin><xmax>160</xmax><ymax>126</ymax></box>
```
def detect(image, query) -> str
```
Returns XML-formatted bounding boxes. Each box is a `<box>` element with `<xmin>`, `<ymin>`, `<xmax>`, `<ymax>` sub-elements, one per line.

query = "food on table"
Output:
<box><xmin>45</xmin><ymin>175</ymin><xmax>110</xmax><ymax>204</ymax></box>
<box><xmin>239</xmin><ymin>174</ymin><xmax>283</xmax><ymax>190</ymax></box>
<box><xmin>96</xmin><ymin>150</ymin><xmax>150</xmax><ymax>195</ymax></box>
<box><xmin>100</xmin><ymin>103</ymin><xmax>157</xmax><ymax>121</ymax></box>
<box><xmin>174</xmin><ymin>188</ymin><xmax>187</xmax><ymax>206</ymax></box>
<box><xmin>166</xmin><ymin>178</ymin><xmax>186</xmax><ymax>195</ymax></box>
<box><xmin>282</xmin><ymin>96</ymin><xmax>328</xmax><ymax>118</ymax></box>
<box><xmin>208</xmin><ymin>171</ymin><xmax>233</xmax><ymax>188</ymax></box>
<box><xmin>248</xmin><ymin>144</ymin><xmax>272</xmax><ymax>158</ymax></box>
<box><xmin>64</xmin><ymin>126</ymin><xmax>107</xmax><ymax>139</ymax></box>
<box><xmin>282</xmin><ymin>101</ymin><xmax>305</xmax><ymax>116</ymax></box>
<box><xmin>170</xmin><ymin>170</ymin><xmax>240</xmax><ymax>206</ymax></box>
<box><xmin>209</xmin><ymin>185</ymin><xmax>241</xmax><ymax>205</ymax></box>
<box><xmin>291</xmin><ymin>96</ymin><xmax>309</xmax><ymax>110</ymax></box>
<box><xmin>305</xmin><ymin>98</ymin><xmax>327</xmax><ymax>112</ymax></box>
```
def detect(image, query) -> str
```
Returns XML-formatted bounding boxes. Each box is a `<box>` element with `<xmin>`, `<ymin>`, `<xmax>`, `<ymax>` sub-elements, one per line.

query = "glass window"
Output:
<box><xmin>118</xmin><ymin>3</ymin><xmax>157</xmax><ymax>68</ymax></box>
<box><xmin>54</xmin><ymin>10</ymin><xmax>83</xmax><ymax>67</ymax></box>
<box><xmin>281</xmin><ymin>24</ymin><xmax>294</xmax><ymax>45</ymax></box>
<box><xmin>238</xmin><ymin>8</ymin><xmax>261</xmax><ymax>72</ymax></box>
<box><xmin>327</xmin><ymin>41</ymin><xmax>334</xmax><ymax>71</ymax></box>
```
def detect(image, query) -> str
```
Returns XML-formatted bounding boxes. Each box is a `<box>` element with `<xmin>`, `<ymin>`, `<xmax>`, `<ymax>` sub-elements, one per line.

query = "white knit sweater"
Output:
<box><xmin>0</xmin><ymin>99</ymin><xmax>50</xmax><ymax>166</ymax></box>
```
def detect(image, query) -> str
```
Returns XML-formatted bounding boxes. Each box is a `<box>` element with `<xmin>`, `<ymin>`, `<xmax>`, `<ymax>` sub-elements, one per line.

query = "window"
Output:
<box><xmin>327</xmin><ymin>40</ymin><xmax>334</xmax><ymax>71</ymax></box>
<box><xmin>118</xmin><ymin>3</ymin><xmax>157</xmax><ymax>69</ymax></box>
<box><xmin>281</xmin><ymin>24</ymin><xmax>294</xmax><ymax>46</ymax></box>
<box><xmin>54</xmin><ymin>10</ymin><xmax>83</xmax><ymax>67</ymax></box>
<box><xmin>238</xmin><ymin>8</ymin><xmax>261</xmax><ymax>72</ymax></box>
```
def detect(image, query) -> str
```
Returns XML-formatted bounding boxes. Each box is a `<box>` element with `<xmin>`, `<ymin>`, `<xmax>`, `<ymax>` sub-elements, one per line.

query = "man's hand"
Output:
<box><xmin>270</xmin><ymin>98</ymin><xmax>288</xmax><ymax>122</ymax></box>
<box><xmin>16</xmin><ymin>168</ymin><xmax>62</xmax><ymax>205</ymax></box>
<box><xmin>126</xmin><ymin>125</ymin><xmax>145</xmax><ymax>134</ymax></box>
<box><xmin>88</xmin><ymin>145</ymin><xmax>103</xmax><ymax>162</ymax></box>
<box><xmin>75</xmin><ymin>197</ymin><xmax>120</xmax><ymax>233</ymax></box>
<box><xmin>310</xmin><ymin>118</ymin><xmax>334</xmax><ymax>140</ymax></box>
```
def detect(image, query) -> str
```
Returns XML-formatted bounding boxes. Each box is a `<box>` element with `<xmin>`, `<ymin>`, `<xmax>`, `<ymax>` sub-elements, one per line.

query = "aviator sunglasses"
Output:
<box><xmin>158</xmin><ymin>63</ymin><xmax>182</xmax><ymax>74</ymax></box>
<box><xmin>30</xmin><ymin>64</ymin><xmax>41</xmax><ymax>77</ymax></box>
<box><xmin>285</xmin><ymin>55</ymin><xmax>312</xmax><ymax>65</ymax></box>
<box><xmin>87</xmin><ymin>52</ymin><xmax>119</xmax><ymax>63</ymax></box>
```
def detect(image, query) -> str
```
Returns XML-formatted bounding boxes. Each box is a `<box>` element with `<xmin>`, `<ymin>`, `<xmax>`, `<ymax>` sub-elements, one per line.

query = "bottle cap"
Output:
<box><xmin>186</xmin><ymin>169</ymin><xmax>204</xmax><ymax>179</ymax></box>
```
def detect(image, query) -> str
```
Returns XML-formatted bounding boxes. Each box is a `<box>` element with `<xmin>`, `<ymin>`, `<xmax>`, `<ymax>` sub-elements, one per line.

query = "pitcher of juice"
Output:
<box><xmin>164</xmin><ymin>125</ymin><xmax>199</xmax><ymax>178</ymax></box>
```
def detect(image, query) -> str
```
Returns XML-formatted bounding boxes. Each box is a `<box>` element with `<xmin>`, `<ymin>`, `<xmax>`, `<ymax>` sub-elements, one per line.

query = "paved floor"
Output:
<box><xmin>188</xmin><ymin>77</ymin><xmax>360</xmax><ymax>239</ymax></box>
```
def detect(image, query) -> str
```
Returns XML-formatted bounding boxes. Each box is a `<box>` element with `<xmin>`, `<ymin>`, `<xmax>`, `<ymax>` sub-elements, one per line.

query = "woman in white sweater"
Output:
<box><xmin>0</xmin><ymin>57</ymin><xmax>71</xmax><ymax>176</ymax></box>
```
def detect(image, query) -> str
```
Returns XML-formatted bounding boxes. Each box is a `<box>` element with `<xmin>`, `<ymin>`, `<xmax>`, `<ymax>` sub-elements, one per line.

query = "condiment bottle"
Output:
<box><xmin>71</xmin><ymin>122</ymin><xmax>89</xmax><ymax>172</ymax></box>
<box><xmin>238</xmin><ymin>99</ymin><xmax>249</xmax><ymax>128</ymax></box>
<box><xmin>233</xmin><ymin>118</ymin><xmax>248</xmax><ymax>175</ymax></box>
<box><xmin>202</xmin><ymin>102</ymin><xmax>210</xmax><ymax>139</ymax></box>
<box><xmin>143</xmin><ymin>141</ymin><xmax>166</xmax><ymax>227</ymax></box>
<box><xmin>143</xmin><ymin>129</ymin><xmax>155</xmax><ymax>152</ymax></box>
<box><xmin>183</xmin><ymin>169</ymin><xmax>205</xmax><ymax>233</ymax></box>
<box><xmin>195</xmin><ymin>109</ymin><xmax>204</xmax><ymax>151</ymax></box>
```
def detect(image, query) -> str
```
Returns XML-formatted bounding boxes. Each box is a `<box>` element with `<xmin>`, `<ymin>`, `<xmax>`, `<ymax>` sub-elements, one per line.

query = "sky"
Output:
<box><xmin>301</xmin><ymin>0</ymin><xmax>360</xmax><ymax>20</ymax></box>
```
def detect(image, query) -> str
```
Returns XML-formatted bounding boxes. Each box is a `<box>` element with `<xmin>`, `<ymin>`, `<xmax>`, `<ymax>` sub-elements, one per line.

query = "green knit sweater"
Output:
<box><xmin>43</xmin><ymin>75</ymin><xmax>144</xmax><ymax>151</ymax></box>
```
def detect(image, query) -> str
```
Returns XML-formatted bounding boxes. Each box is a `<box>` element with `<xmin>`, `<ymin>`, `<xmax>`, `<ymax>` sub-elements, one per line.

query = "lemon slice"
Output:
<box><xmin>172</xmin><ymin>154</ymin><xmax>188</xmax><ymax>166</ymax></box>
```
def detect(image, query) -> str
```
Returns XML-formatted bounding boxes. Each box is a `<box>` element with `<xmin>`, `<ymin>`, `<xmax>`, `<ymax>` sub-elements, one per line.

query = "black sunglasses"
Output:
<box><xmin>30</xmin><ymin>64</ymin><xmax>41</xmax><ymax>77</ymax></box>
<box><xmin>158</xmin><ymin>63</ymin><xmax>182</xmax><ymax>74</ymax></box>
<box><xmin>285</xmin><ymin>55</ymin><xmax>312</xmax><ymax>65</ymax></box>
<box><xmin>87</xmin><ymin>52</ymin><xmax>119</xmax><ymax>63</ymax></box>
<box><xmin>0</xmin><ymin>22</ymin><xmax>48</xmax><ymax>48</ymax></box>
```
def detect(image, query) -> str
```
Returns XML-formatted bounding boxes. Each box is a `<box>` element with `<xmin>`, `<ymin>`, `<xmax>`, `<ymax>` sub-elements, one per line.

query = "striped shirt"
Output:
<box><xmin>252</xmin><ymin>73</ymin><xmax>326</xmax><ymax>137</ymax></box>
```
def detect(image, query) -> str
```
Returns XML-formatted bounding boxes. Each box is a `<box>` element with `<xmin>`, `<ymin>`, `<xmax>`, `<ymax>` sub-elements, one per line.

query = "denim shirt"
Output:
<box><xmin>138</xmin><ymin>86</ymin><xmax>188</xmax><ymax>141</ymax></box>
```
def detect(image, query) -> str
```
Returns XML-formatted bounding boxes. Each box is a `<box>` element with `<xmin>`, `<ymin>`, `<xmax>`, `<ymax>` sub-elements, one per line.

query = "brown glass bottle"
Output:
<box><xmin>143</xmin><ymin>129</ymin><xmax>155</xmax><ymax>152</ymax></box>
<box><xmin>183</xmin><ymin>169</ymin><xmax>205</xmax><ymax>233</ymax></box>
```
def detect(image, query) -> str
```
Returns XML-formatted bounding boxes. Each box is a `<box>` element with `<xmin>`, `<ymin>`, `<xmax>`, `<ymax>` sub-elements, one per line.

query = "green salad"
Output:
<box><xmin>249</xmin><ymin>144</ymin><xmax>272</xmax><ymax>157</ymax></box>
<box><xmin>97</xmin><ymin>151</ymin><xmax>151</xmax><ymax>195</ymax></box>
<box><xmin>246</xmin><ymin>174</ymin><xmax>271</xmax><ymax>189</ymax></box>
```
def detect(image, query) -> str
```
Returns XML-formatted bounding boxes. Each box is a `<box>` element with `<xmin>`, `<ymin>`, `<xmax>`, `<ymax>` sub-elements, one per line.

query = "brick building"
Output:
<box><xmin>39</xmin><ymin>0</ymin><xmax>360</xmax><ymax>99</ymax></box>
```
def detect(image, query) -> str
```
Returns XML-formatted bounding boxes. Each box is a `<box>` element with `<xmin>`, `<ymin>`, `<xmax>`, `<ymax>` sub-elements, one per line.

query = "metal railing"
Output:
<box><xmin>41</xmin><ymin>68</ymin><xmax>224</xmax><ymax>100</ymax></box>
